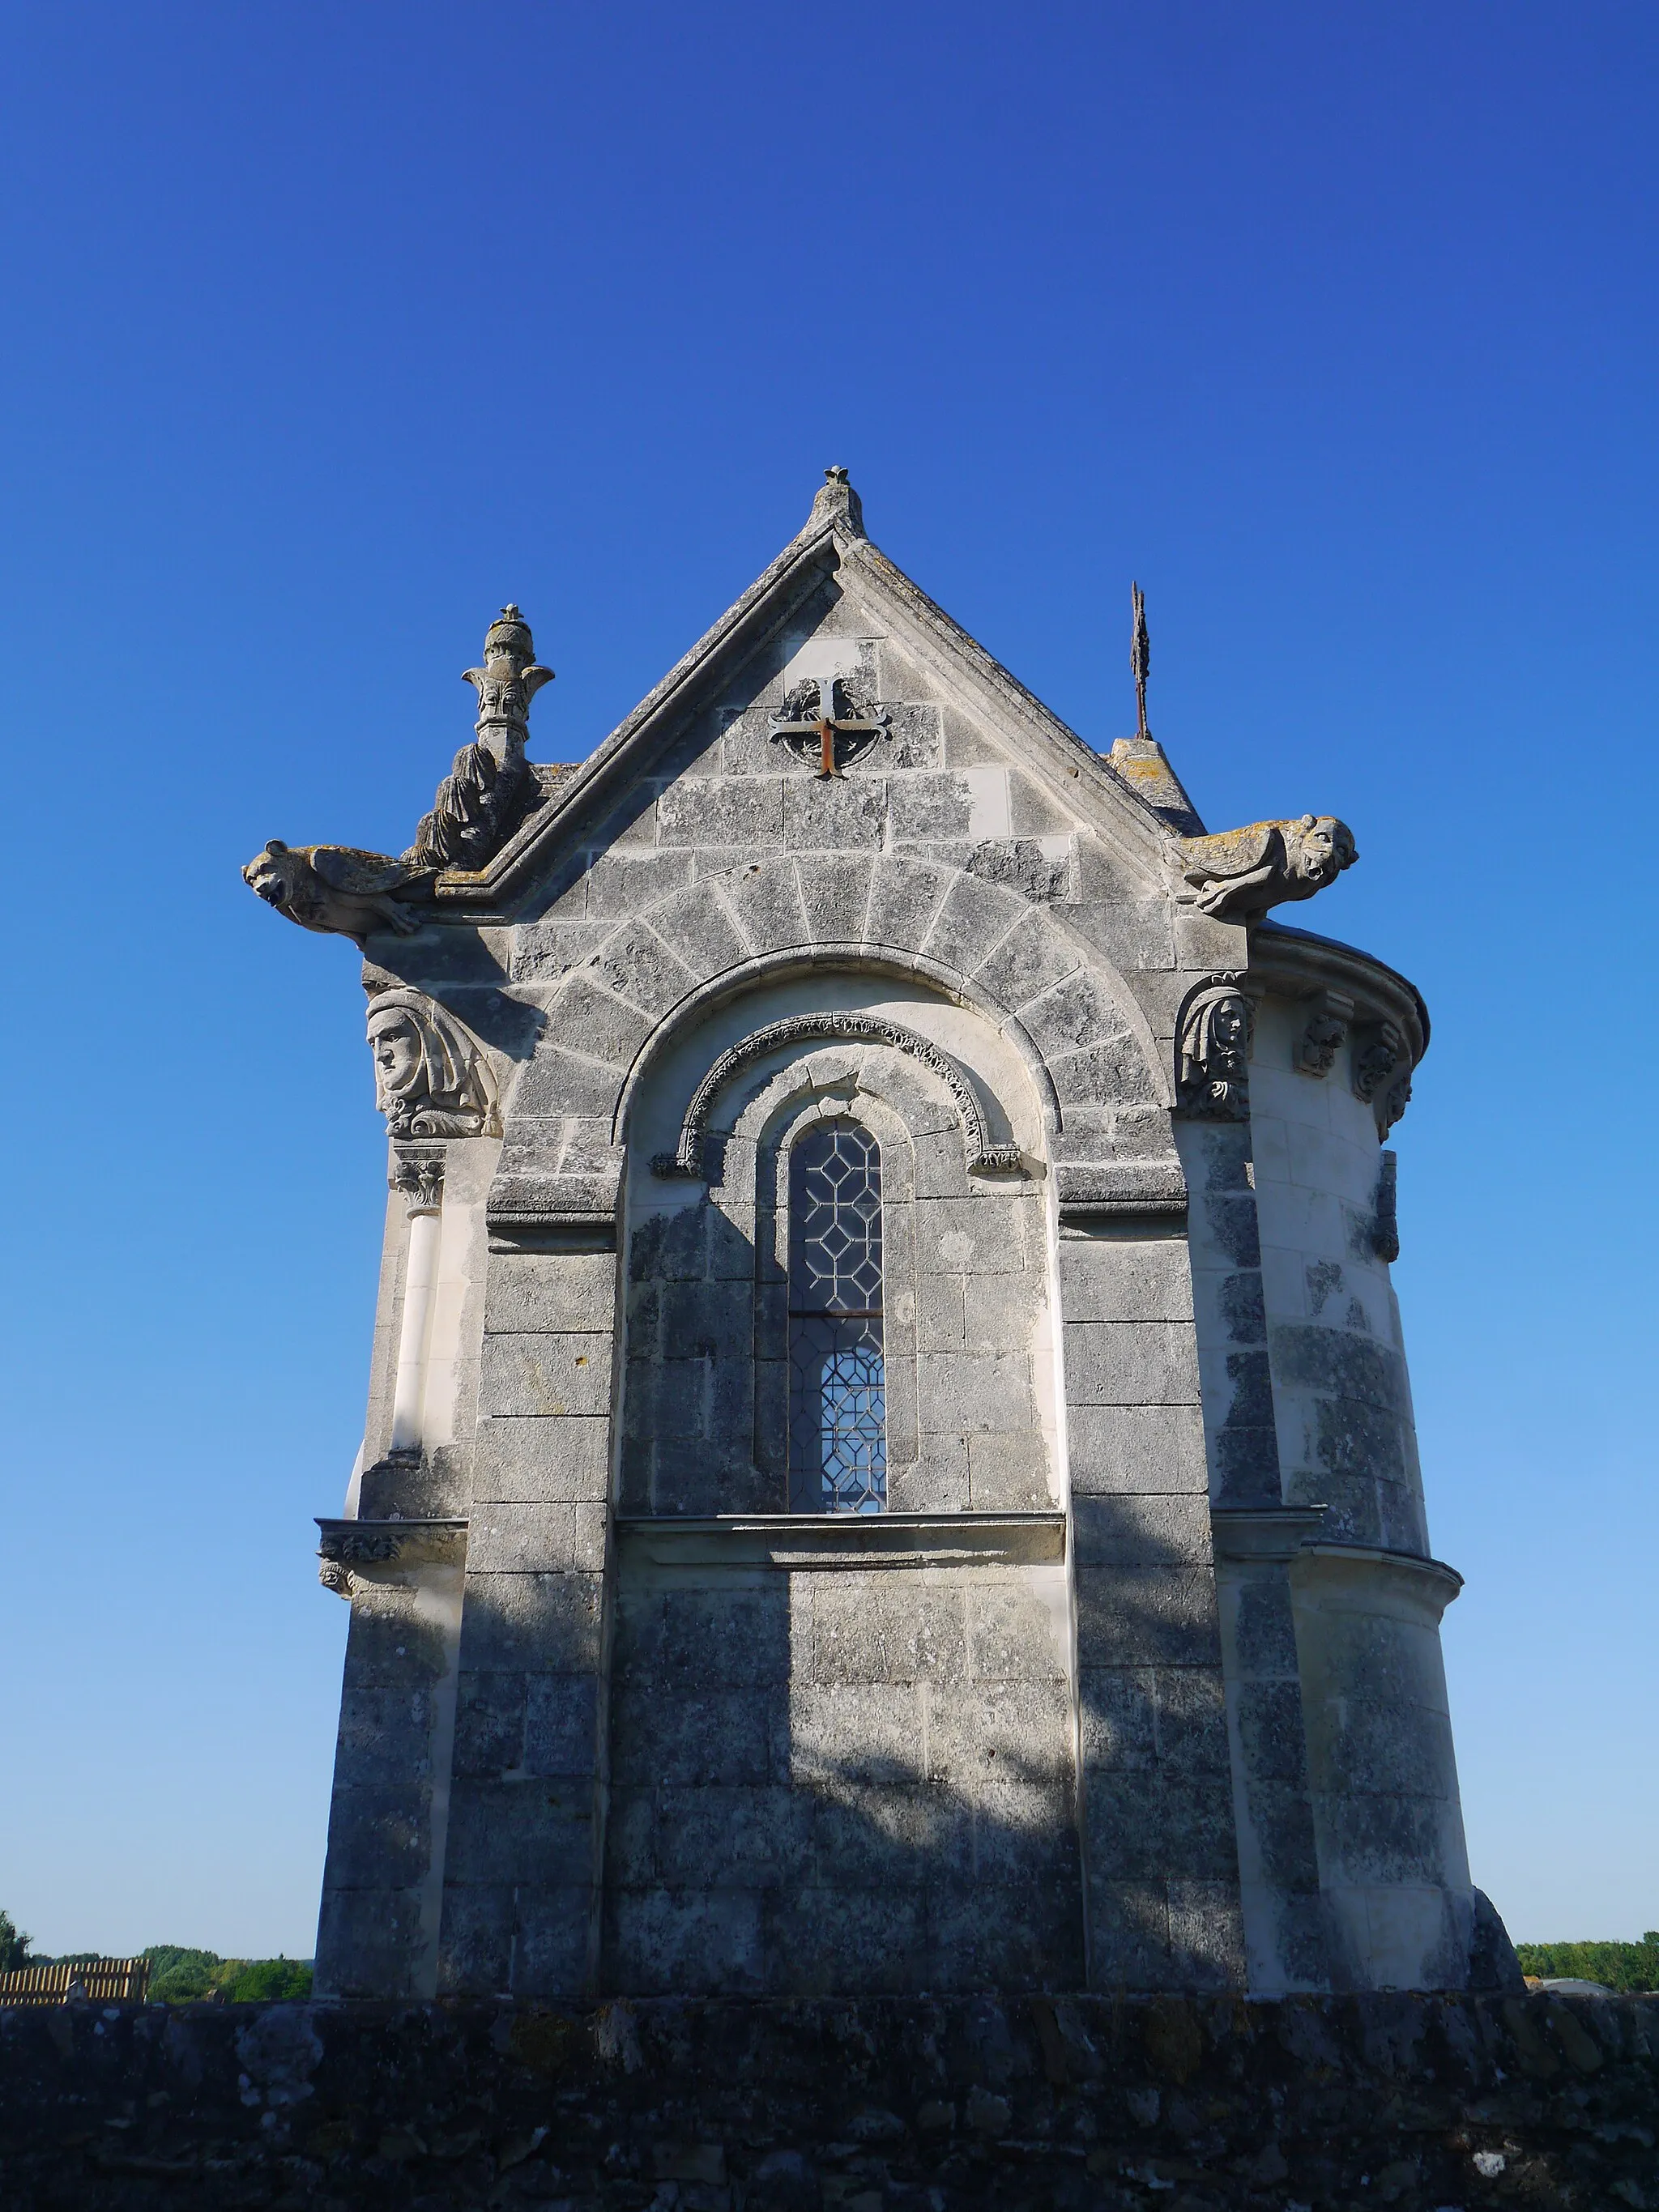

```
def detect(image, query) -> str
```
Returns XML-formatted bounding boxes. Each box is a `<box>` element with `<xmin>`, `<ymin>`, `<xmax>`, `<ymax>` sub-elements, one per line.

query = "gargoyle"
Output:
<box><xmin>1168</xmin><ymin>814</ymin><xmax>1357</xmax><ymax>923</ymax></box>
<box><xmin>245</xmin><ymin>604</ymin><xmax>552</xmax><ymax>942</ymax></box>
<box><xmin>242</xmin><ymin>841</ymin><xmax>435</xmax><ymax>944</ymax></box>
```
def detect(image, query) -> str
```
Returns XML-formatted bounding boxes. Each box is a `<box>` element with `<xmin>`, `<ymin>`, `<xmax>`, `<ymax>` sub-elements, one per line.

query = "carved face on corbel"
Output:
<box><xmin>1177</xmin><ymin>979</ymin><xmax>1255</xmax><ymax>1119</ymax></box>
<box><xmin>369</xmin><ymin>1011</ymin><xmax>424</xmax><ymax>1119</ymax></box>
<box><xmin>365</xmin><ymin>988</ymin><xmax>500</xmax><ymax>1140</ymax></box>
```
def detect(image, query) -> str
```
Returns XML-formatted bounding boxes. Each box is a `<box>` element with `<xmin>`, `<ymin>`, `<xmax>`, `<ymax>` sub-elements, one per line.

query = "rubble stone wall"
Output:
<box><xmin>2</xmin><ymin>1990</ymin><xmax>1655</xmax><ymax>2210</ymax></box>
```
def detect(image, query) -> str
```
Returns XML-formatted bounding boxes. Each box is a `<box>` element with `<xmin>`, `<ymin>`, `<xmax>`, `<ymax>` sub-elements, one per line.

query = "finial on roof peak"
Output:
<box><xmin>807</xmin><ymin>463</ymin><xmax>866</xmax><ymax>539</ymax></box>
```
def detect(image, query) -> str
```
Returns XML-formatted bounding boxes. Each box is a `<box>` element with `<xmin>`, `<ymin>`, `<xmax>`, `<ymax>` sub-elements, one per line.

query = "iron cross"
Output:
<box><xmin>770</xmin><ymin>676</ymin><xmax>889</xmax><ymax>778</ymax></box>
<box><xmin>1131</xmin><ymin>582</ymin><xmax>1151</xmax><ymax>739</ymax></box>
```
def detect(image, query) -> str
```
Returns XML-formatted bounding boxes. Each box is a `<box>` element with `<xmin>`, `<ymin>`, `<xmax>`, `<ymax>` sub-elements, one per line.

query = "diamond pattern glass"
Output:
<box><xmin>787</xmin><ymin>1122</ymin><xmax>886</xmax><ymax>1514</ymax></box>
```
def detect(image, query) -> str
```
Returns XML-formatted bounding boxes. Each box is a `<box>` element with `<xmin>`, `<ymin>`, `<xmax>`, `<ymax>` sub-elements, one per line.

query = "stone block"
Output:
<box><xmin>966</xmin><ymin>1583</ymin><xmax>1068</xmax><ymax>1682</ymax></box>
<box><xmin>435</xmin><ymin>1883</ymin><xmax>514</xmax><ymax>1995</ymax></box>
<box><xmin>583</xmin><ymin>850</ymin><xmax>695</xmax><ymax>918</ymax></box>
<box><xmin>472</xmin><ymin>1414</ymin><xmax>610</xmax><ymax>1504</ymax></box>
<box><xmin>458</xmin><ymin>1571</ymin><xmax>604</xmax><ymax>1673</ymax></box>
<box><xmin>1084</xmin><ymin>1769</ymin><xmax>1239</xmax><ymax>1884</ymax></box>
<box><xmin>509</xmin><ymin>921</ymin><xmax>611</xmax><ymax>985</ymax></box>
<box><xmin>783</xmin><ymin>775</ymin><xmax>885</xmax><ymax>850</ymax></box>
<box><xmin>1067</xmin><ymin>1404</ymin><xmax>1209</xmax><ymax>1494</ymax></box>
<box><xmin>888</xmin><ymin>769</ymin><xmax>974</xmax><ymax>842</ymax></box>
<box><xmin>602</xmin><ymin>1785</ymin><xmax>656</xmax><ymax>1886</ymax></box>
<box><xmin>443</xmin><ymin>1777</ymin><xmax>595</xmax><ymax>1886</ymax></box>
<box><xmin>606</xmin><ymin>1884</ymin><xmax>766</xmax><ymax>1996</ymax></box>
<box><xmin>1073</xmin><ymin>1492</ymin><xmax>1214</xmax><ymax>1567</ymax></box>
<box><xmin>663</xmin><ymin>1276</ymin><xmax>752</xmax><ymax>1362</ymax></box>
<box><xmin>335</xmin><ymin>1683</ymin><xmax>437</xmax><ymax>1788</ymax></box>
<box><xmin>1047</xmin><ymin>1038</ymin><xmax>1158</xmax><ymax>1107</ymax></box>
<box><xmin>761</xmin><ymin>1884</ymin><xmax>925</xmax><ymax>1995</ymax></box>
<box><xmin>651</xmin><ymin>1785</ymin><xmax>815</xmax><ymax>1891</ymax></box>
<box><xmin>1166</xmin><ymin>1882</ymin><xmax>1249</xmax><ymax>1989</ymax></box>
<box><xmin>795</xmin><ymin>849</ymin><xmax>874</xmax><ymax>944</ymax></box>
<box><xmin>611</xmin><ymin>1681</ymin><xmax>783</xmax><ymax>1788</ymax></box>
<box><xmin>1066</xmin><ymin>897</ymin><xmax>1175</xmax><ymax>972</ymax></box>
<box><xmin>966</xmin><ymin>1432</ymin><xmax>1055</xmax><ymax>1509</ymax></box>
<box><xmin>316</xmin><ymin>1886</ymin><xmax>430</xmax><ymax>2000</ymax></box>
<box><xmin>921</xmin><ymin>868</ymin><xmax>1027</xmax><ymax>976</ymax></box>
<box><xmin>342</xmin><ymin>1592</ymin><xmax>450</xmax><ymax>1686</ymax></box>
<box><xmin>917</xmin><ymin>1350</ymin><xmax>1037</xmax><ymax>1435</ymax></box>
<box><xmin>656</xmin><ymin>774</ymin><xmax>784</xmax><ymax>849</ymax></box>
<box><xmin>912</xmin><ymin>1191</ymin><xmax>1040</xmax><ymax>1277</ymax></box>
<box><xmin>719</xmin><ymin>855</ymin><xmax>812</xmax><ymax>953</ymax></box>
<box><xmin>1078</xmin><ymin>1666</ymin><xmax>1159</xmax><ymax>1772</ymax></box>
<box><xmin>975</xmin><ymin>907</ymin><xmax>1079</xmax><ymax>1012</ymax></box>
<box><xmin>452</xmin><ymin>1671</ymin><xmax>525</xmax><ymax>1778</ymax></box>
<box><xmin>1075</xmin><ymin>1566</ymin><xmax>1222</xmax><ymax>1666</ymax></box>
<box><xmin>590</xmin><ymin>919</ymin><xmax>697</xmax><ymax>1020</ymax></box>
<box><xmin>510</xmin><ymin>1886</ymin><xmax>594</xmax><ymax>1995</ymax></box>
<box><xmin>548</xmin><ymin>975</ymin><xmax>654</xmax><ymax>1069</ymax></box>
<box><xmin>808</xmin><ymin>1579</ymin><xmax>966</xmax><ymax>1686</ymax></box>
<box><xmin>466</xmin><ymin>1502</ymin><xmax>583</xmax><ymax>1577</ymax></box>
<box><xmin>809</xmin><ymin>1780</ymin><xmax>971</xmax><ymax>1886</ymax></box>
<box><xmin>927</xmin><ymin>1678</ymin><xmax>1072</xmax><ymax>1787</ymax></box>
<box><xmin>962</xmin><ymin>1269</ymin><xmax>1044</xmax><ymax>1352</ymax></box>
<box><xmin>1064</xmin><ymin>1320</ymin><xmax>1201</xmax><ymax>1407</ymax></box>
<box><xmin>864</xmin><ymin>852</ymin><xmax>952</xmax><ymax>952</ymax></box>
<box><xmin>320</xmin><ymin>1782</ymin><xmax>433</xmax><ymax>1891</ymax></box>
<box><xmin>1087</xmin><ymin>1880</ymin><xmax>1172</xmax><ymax>1988</ymax></box>
<box><xmin>1021</xmin><ymin>967</ymin><xmax>1124</xmax><ymax>1054</ymax></box>
<box><xmin>650</xmin><ymin>878</ymin><xmax>750</xmax><ymax>978</ymax></box>
<box><xmin>479</xmin><ymin>1333</ymin><xmax>612</xmax><ymax>1417</ymax></box>
<box><xmin>510</xmin><ymin>1047</ymin><xmax>628</xmax><ymax>1120</ymax></box>
<box><xmin>789</xmin><ymin>1684</ymin><xmax>928</xmax><ymax>1787</ymax></box>
<box><xmin>484</xmin><ymin>1251</ymin><xmax>618</xmax><ymax>1336</ymax></box>
<box><xmin>650</xmin><ymin>1584</ymin><xmax>793</xmax><ymax>1690</ymax></box>
<box><xmin>1057</xmin><ymin>1238</ymin><xmax>1195</xmax><ymax>1324</ymax></box>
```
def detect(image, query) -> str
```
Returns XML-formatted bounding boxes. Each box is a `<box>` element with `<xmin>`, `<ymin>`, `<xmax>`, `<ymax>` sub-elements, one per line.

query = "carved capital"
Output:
<box><xmin>369</xmin><ymin>989</ymin><xmax>500</xmax><ymax>1140</ymax></box>
<box><xmin>1175</xmin><ymin>975</ymin><xmax>1255</xmax><ymax>1120</ymax></box>
<box><xmin>1294</xmin><ymin>988</ymin><xmax>1354</xmax><ymax>1077</ymax></box>
<box><xmin>315</xmin><ymin>1516</ymin><xmax>467</xmax><ymax>1599</ymax></box>
<box><xmin>390</xmin><ymin>1147</ymin><xmax>445</xmax><ymax>1214</ymax></box>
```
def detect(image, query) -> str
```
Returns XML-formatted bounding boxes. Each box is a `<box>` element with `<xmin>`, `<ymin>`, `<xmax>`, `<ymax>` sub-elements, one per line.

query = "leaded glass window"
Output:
<box><xmin>787</xmin><ymin>1121</ymin><xmax>886</xmax><ymax>1514</ymax></box>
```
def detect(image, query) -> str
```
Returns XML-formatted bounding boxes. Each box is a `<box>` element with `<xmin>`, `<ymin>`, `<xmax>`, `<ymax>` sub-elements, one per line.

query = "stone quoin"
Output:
<box><xmin>247</xmin><ymin>470</ymin><xmax>1507</xmax><ymax>2005</ymax></box>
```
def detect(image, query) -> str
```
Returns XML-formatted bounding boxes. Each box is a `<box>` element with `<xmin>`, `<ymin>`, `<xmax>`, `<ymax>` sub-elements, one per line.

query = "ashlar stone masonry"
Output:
<box><xmin>248</xmin><ymin>471</ymin><xmax>1499</xmax><ymax>2005</ymax></box>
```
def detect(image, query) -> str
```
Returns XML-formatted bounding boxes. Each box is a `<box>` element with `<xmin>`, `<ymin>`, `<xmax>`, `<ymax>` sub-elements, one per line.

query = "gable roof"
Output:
<box><xmin>438</xmin><ymin>471</ymin><xmax>1193</xmax><ymax>915</ymax></box>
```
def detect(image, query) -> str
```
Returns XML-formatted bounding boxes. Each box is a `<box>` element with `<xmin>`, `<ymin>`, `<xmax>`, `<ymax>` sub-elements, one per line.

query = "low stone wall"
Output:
<box><xmin>2</xmin><ymin>1991</ymin><xmax>1655</xmax><ymax>2210</ymax></box>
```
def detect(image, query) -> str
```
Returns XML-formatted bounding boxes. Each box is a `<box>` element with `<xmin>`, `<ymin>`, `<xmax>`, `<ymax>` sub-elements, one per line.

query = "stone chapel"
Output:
<box><xmin>245</xmin><ymin>469</ymin><xmax>1495</xmax><ymax>2004</ymax></box>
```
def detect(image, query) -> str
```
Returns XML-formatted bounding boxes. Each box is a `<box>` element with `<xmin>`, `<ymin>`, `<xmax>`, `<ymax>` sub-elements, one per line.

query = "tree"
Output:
<box><xmin>0</xmin><ymin>1912</ymin><xmax>33</xmax><ymax>1973</ymax></box>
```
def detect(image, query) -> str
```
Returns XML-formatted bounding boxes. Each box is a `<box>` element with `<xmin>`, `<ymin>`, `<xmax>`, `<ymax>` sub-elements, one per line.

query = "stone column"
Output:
<box><xmin>437</xmin><ymin>1240</ymin><xmax>617</xmax><ymax>1997</ymax></box>
<box><xmin>388</xmin><ymin>1151</ymin><xmax>444</xmax><ymax>1454</ymax></box>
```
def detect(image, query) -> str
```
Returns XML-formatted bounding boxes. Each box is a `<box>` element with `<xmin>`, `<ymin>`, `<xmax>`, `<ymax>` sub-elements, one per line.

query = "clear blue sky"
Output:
<box><xmin>2</xmin><ymin>2</ymin><xmax>1653</xmax><ymax>1958</ymax></box>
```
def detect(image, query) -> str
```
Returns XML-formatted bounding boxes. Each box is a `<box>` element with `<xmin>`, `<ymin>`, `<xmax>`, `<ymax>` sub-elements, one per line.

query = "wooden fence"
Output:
<box><xmin>0</xmin><ymin>1958</ymin><xmax>151</xmax><ymax>2005</ymax></box>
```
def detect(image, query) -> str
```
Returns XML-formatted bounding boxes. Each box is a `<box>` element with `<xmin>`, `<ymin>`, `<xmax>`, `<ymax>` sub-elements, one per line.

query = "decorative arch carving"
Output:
<box><xmin>651</xmin><ymin>1011</ymin><xmax>1023</xmax><ymax>1180</ymax></box>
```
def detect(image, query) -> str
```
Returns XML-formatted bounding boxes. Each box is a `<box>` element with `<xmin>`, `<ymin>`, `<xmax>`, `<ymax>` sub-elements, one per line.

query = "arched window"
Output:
<box><xmin>787</xmin><ymin>1121</ymin><xmax>886</xmax><ymax>1514</ymax></box>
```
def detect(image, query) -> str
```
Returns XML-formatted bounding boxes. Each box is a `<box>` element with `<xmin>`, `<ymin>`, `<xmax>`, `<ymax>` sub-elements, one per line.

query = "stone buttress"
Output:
<box><xmin>250</xmin><ymin>473</ymin><xmax>1491</xmax><ymax>2001</ymax></box>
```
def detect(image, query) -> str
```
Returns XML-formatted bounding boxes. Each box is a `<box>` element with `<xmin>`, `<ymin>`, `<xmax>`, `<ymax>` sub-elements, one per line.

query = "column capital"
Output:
<box><xmin>390</xmin><ymin>1146</ymin><xmax>445</xmax><ymax>1215</ymax></box>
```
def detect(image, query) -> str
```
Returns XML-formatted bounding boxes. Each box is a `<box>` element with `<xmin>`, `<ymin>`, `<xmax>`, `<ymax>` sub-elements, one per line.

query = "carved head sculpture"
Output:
<box><xmin>243</xmin><ymin>839</ymin><xmax>305</xmax><ymax>916</ymax></box>
<box><xmin>464</xmin><ymin>603</ymin><xmax>553</xmax><ymax>755</ymax></box>
<box><xmin>1177</xmin><ymin>980</ymin><xmax>1254</xmax><ymax>1118</ymax></box>
<box><xmin>1285</xmin><ymin>815</ymin><xmax>1358</xmax><ymax>891</ymax></box>
<box><xmin>365</xmin><ymin>989</ymin><xmax>499</xmax><ymax>1139</ymax></box>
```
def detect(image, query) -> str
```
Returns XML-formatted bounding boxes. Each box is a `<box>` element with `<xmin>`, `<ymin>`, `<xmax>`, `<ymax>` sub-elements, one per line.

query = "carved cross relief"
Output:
<box><xmin>770</xmin><ymin>676</ymin><xmax>889</xmax><ymax>778</ymax></box>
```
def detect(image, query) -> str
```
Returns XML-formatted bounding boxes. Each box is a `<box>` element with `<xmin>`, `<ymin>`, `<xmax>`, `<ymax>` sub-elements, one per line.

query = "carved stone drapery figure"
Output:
<box><xmin>243</xmin><ymin>606</ymin><xmax>553</xmax><ymax>939</ymax></box>
<box><xmin>367</xmin><ymin>989</ymin><xmax>500</xmax><ymax>1139</ymax></box>
<box><xmin>1169</xmin><ymin>814</ymin><xmax>1358</xmax><ymax>922</ymax></box>
<box><xmin>1176</xmin><ymin>977</ymin><xmax>1255</xmax><ymax>1118</ymax></box>
<box><xmin>406</xmin><ymin>605</ymin><xmax>553</xmax><ymax>869</ymax></box>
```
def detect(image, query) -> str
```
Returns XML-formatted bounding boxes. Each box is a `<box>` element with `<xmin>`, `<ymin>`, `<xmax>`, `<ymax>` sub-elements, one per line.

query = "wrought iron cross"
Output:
<box><xmin>1131</xmin><ymin>582</ymin><xmax>1151</xmax><ymax>739</ymax></box>
<box><xmin>770</xmin><ymin>677</ymin><xmax>889</xmax><ymax>778</ymax></box>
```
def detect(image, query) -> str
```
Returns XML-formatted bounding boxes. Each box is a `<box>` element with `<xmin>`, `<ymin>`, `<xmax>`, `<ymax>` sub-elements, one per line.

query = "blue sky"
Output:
<box><xmin>1</xmin><ymin>2</ymin><xmax>1653</xmax><ymax>1957</ymax></box>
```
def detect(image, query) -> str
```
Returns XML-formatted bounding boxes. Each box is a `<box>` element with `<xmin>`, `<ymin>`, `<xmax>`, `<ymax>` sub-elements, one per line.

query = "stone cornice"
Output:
<box><xmin>1247</xmin><ymin>922</ymin><xmax>1430</xmax><ymax>1068</ymax></box>
<box><xmin>315</xmin><ymin>1517</ymin><xmax>467</xmax><ymax>1597</ymax></box>
<box><xmin>615</xmin><ymin>1511</ymin><xmax>1066</xmax><ymax>1571</ymax></box>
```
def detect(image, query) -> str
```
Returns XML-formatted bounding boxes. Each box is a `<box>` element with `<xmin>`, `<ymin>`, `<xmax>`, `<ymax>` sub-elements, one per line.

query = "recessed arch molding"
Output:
<box><xmin>651</xmin><ymin>1011</ymin><xmax>1025</xmax><ymax>1180</ymax></box>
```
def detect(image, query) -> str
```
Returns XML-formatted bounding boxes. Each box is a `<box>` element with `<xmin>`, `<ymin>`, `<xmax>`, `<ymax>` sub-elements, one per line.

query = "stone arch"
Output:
<box><xmin>650</xmin><ymin>1009</ymin><xmax>1025</xmax><ymax>1180</ymax></box>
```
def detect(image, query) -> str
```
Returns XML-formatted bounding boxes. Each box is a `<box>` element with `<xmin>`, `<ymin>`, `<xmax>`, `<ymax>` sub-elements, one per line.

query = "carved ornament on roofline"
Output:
<box><xmin>1352</xmin><ymin>1019</ymin><xmax>1413</xmax><ymax>1133</ymax></box>
<box><xmin>1175</xmin><ymin>975</ymin><xmax>1255</xmax><ymax>1121</ymax></box>
<box><xmin>1168</xmin><ymin>814</ymin><xmax>1358</xmax><ymax>923</ymax></box>
<box><xmin>241</xmin><ymin>607</ymin><xmax>553</xmax><ymax>944</ymax></box>
<box><xmin>653</xmin><ymin>1012</ymin><xmax>1023</xmax><ymax>1180</ymax></box>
